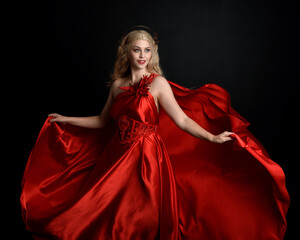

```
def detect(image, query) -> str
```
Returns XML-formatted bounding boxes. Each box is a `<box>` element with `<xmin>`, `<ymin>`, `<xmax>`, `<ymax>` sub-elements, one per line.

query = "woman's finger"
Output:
<box><xmin>49</xmin><ymin>118</ymin><xmax>57</xmax><ymax>122</ymax></box>
<box><xmin>48</xmin><ymin>113</ymin><xmax>60</xmax><ymax>118</ymax></box>
<box><xmin>224</xmin><ymin>131</ymin><xmax>234</xmax><ymax>136</ymax></box>
<box><xmin>223</xmin><ymin>136</ymin><xmax>233</xmax><ymax>142</ymax></box>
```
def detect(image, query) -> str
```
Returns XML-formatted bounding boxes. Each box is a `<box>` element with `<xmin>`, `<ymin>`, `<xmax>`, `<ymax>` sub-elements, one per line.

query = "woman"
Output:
<box><xmin>21</xmin><ymin>27</ymin><xmax>289</xmax><ymax>240</ymax></box>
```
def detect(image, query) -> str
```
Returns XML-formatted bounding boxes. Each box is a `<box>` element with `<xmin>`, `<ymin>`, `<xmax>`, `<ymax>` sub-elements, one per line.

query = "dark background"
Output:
<box><xmin>7</xmin><ymin>0</ymin><xmax>298</xmax><ymax>239</ymax></box>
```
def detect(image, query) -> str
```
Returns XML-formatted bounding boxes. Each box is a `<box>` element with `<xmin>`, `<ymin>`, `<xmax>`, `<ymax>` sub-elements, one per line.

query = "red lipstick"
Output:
<box><xmin>137</xmin><ymin>60</ymin><xmax>146</xmax><ymax>65</ymax></box>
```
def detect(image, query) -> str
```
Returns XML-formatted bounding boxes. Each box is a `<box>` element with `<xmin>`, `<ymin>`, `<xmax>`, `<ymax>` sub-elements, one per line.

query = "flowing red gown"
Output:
<box><xmin>21</xmin><ymin>73</ymin><xmax>289</xmax><ymax>240</ymax></box>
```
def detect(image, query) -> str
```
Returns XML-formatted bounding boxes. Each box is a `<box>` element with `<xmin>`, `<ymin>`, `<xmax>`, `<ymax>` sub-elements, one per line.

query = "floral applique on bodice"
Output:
<box><xmin>109</xmin><ymin>73</ymin><xmax>159</xmax><ymax>144</ymax></box>
<box><xmin>119</xmin><ymin>74</ymin><xmax>153</xmax><ymax>97</ymax></box>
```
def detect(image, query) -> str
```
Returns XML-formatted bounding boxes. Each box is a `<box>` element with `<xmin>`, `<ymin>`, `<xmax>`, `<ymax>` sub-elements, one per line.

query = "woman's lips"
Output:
<box><xmin>137</xmin><ymin>60</ymin><xmax>146</xmax><ymax>64</ymax></box>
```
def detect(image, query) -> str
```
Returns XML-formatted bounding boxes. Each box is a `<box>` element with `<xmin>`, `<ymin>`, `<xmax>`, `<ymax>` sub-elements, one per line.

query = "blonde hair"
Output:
<box><xmin>107</xmin><ymin>30</ymin><xmax>163</xmax><ymax>87</ymax></box>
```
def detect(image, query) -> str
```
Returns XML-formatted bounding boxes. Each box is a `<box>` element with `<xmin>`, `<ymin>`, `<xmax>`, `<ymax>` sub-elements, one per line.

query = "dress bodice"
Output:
<box><xmin>109</xmin><ymin>73</ymin><xmax>159</xmax><ymax>126</ymax></box>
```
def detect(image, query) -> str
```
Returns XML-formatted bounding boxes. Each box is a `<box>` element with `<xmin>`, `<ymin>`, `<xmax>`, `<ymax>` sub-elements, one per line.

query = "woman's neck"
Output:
<box><xmin>130</xmin><ymin>68</ymin><xmax>151</xmax><ymax>84</ymax></box>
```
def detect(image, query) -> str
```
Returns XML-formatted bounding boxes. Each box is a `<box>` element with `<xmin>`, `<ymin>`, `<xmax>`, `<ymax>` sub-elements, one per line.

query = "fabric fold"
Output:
<box><xmin>21</xmin><ymin>75</ymin><xmax>289</xmax><ymax>240</ymax></box>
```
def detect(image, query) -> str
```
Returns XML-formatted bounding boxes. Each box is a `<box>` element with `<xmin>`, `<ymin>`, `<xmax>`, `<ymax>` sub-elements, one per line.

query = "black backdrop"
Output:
<box><xmin>8</xmin><ymin>0</ymin><xmax>298</xmax><ymax>239</ymax></box>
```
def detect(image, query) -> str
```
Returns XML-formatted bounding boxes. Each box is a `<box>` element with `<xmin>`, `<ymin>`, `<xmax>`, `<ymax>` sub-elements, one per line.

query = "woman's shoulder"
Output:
<box><xmin>110</xmin><ymin>77</ymin><xmax>129</xmax><ymax>98</ymax></box>
<box><xmin>112</xmin><ymin>77</ymin><xmax>124</xmax><ymax>86</ymax></box>
<box><xmin>110</xmin><ymin>77</ymin><xmax>127</xmax><ymax>90</ymax></box>
<box><xmin>152</xmin><ymin>74</ymin><xmax>169</xmax><ymax>87</ymax></box>
<box><xmin>150</xmin><ymin>75</ymin><xmax>172</xmax><ymax>97</ymax></box>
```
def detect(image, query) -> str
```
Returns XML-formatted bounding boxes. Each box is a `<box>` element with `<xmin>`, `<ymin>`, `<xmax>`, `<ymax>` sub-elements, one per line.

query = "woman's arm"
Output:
<box><xmin>49</xmin><ymin>82</ymin><xmax>115</xmax><ymax>129</ymax></box>
<box><xmin>152</xmin><ymin>76</ymin><xmax>233</xmax><ymax>144</ymax></box>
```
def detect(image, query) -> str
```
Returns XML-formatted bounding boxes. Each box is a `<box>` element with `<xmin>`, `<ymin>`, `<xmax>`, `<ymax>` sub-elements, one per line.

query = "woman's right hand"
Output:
<box><xmin>48</xmin><ymin>113</ymin><xmax>69</xmax><ymax>123</ymax></box>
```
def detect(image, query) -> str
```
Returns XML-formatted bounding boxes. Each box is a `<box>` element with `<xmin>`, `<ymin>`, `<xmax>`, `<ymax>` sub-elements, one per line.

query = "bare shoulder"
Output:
<box><xmin>111</xmin><ymin>78</ymin><xmax>124</xmax><ymax>88</ymax></box>
<box><xmin>152</xmin><ymin>75</ymin><xmax>172</xmax><ymax>93</ymax></box>
<box><xmin>110</xmin><ymin>78</ymin><xmax>126</xmax><ymax>98</ymax></box>
<box><xmin>151</xmin><ymin>75</ymin><xmax>170</xmax><ymax>89</ymax></box>
<box><xmin>150</xmin><ymin>75</ymin><xmax>173</xmax><ymax>100</ymax></box>
<box><xmin>152</xmin><ymin>75</ymin><xmax>168</xmax><ymax>84</ymax></box>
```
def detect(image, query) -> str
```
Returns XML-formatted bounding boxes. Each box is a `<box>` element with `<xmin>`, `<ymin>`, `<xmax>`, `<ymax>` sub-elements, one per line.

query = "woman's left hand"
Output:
<box><xmin>212</xmin><ymin>131</ymin><xmax>234</xmax><ymax>144</ymax></box>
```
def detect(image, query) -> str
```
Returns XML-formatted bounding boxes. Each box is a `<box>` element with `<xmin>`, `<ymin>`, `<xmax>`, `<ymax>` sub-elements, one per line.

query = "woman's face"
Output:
<box><xmin>130</xmin><ymin>39</ymin><xmax>152</xmax><ymax>70</ymax></box>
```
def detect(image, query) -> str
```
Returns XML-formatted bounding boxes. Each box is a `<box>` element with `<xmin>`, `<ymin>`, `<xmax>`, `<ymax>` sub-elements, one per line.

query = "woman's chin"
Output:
<box><xmin>133</xmin><ymin>64</ymin><xmax>148</xmax><ymax>71</ymax></box>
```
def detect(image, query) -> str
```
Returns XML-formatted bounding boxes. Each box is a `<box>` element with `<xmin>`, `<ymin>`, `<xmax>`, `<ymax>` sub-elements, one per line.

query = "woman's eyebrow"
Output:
<box><xmin>133</xmin><ymin>46</ymin><xmax>150</xmax><ymax>48</ymax></box>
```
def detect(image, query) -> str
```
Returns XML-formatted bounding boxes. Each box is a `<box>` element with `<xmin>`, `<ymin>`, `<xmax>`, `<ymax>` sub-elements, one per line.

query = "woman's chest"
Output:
<box><xmin>110</xmin><ymin>93</ymin><xmax>159</xmax><ymax>125</ymax></box>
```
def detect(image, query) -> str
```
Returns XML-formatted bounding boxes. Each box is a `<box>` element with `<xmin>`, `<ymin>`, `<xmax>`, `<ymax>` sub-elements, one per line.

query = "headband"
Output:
<box><xmin>120</xmin><ymin>25</ymin><xmax>159</xmax><ymax>45</ymax></box>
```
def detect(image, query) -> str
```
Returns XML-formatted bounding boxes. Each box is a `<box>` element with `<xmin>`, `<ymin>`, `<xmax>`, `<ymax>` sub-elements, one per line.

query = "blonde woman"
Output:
<box><xmin>47</xmin><ymin>30</ymin><xmax>231</xmax><ymax>143</ymax></box>
<box><xmin>21</xmin><ymin>26</ymin><xmax>289</xmax><ymax>239</ymax></box>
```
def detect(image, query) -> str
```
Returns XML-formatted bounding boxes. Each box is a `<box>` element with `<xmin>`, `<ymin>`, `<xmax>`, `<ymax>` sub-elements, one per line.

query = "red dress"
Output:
<box><xmin>20</xmin><ymin>73</ymin><xmax>289</xmax><ymax>240</ymax></box>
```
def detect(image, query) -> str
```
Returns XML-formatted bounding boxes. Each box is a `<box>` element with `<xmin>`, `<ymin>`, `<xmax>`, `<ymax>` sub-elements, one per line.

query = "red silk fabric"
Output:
<box><xmin>21</xmin><ymin>73</ymin><xmax>289</xmax><ymax>239</ymax></box>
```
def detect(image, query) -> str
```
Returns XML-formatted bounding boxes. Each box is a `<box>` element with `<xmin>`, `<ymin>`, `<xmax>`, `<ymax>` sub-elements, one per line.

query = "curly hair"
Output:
<box><xmin>107</xmin><ymin>30</ymin><xmax>163</xmax><ymax>87</ymax></box>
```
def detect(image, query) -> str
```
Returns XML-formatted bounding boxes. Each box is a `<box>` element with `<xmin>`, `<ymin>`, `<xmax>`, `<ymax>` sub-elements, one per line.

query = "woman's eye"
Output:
<box><xmin>133</xmin><ymin>48</ymin><xmax>150</xmax><ymax>53</ymax></box>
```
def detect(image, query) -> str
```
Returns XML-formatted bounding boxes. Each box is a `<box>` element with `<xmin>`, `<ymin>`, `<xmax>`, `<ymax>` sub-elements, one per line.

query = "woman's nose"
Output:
<box><xmin>139</xmin><ymin>51</ymin><xmax>144</xmax><ymax>58</ymax></box>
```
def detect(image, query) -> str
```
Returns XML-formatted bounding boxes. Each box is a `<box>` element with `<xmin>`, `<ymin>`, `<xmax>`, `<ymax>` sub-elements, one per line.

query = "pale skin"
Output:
<box><xmin>49</xmin><ymin>39</ymin><xmax>233</xmax><ymax>144</ymax></box>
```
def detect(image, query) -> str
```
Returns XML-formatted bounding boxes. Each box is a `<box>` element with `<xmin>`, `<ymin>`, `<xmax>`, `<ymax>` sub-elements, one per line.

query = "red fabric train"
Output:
<box><xmin>21</xmin><ymin>73</ymin><xmax>289</xmax><ymax>239</ymax></box>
